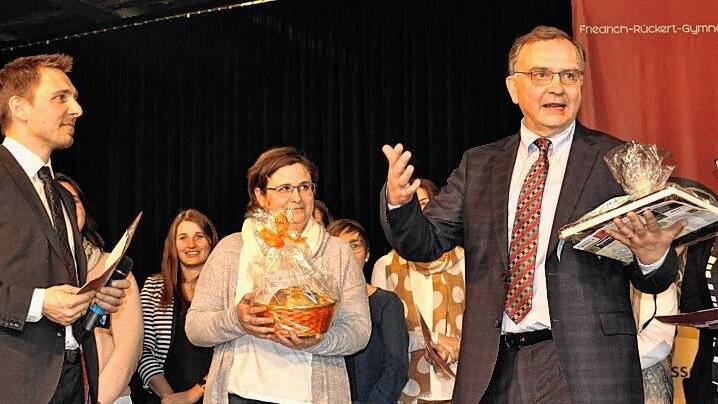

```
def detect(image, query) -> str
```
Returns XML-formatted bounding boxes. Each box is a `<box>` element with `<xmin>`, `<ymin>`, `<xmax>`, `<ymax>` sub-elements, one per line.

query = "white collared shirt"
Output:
<box><xmin>501</xmin><ymin>121</ymin><xmax>575</xmax><ymax>333</ymax></box>
<box><xmin>2</xmin><ymin>136</ymin><xmax>79</xmax><ymax>350</ymax></box>
<box><xmin>502</xmin><ymin>120</ymin><xmax>666</xmax><ymax>333</ymax></box>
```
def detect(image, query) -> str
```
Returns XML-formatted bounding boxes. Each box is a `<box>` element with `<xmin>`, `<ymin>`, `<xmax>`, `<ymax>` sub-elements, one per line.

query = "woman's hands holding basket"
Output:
<box><xmin>237</xmin><ymin>292</ymin><xmax>325</xmax><ymax>350</ymax></box>
<box><xmin>270</xmin><ymin>331</ymin><xmax>323</xmax><ymax>350</ymax></box>
<box><xmin>237</xmin><ymin>293</ymin><xmax>275</xmax><ymax>338</ymax></box>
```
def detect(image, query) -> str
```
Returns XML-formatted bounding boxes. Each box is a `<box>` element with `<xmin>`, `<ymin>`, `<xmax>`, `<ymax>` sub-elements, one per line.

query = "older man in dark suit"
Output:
<box><xmin>0</xmin><ymin>54</ymin><xmax>130</xmax><ymax>403</ymax></box>
<box><xmin>380</xmin><ymin>26</ymin><xmax>685</xmax><ymax>403</ymax></box>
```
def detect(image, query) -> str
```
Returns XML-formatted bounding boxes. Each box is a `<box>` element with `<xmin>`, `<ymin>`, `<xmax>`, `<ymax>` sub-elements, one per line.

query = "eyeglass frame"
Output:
<box><xmin>513</xmin><ymin>69</ymin><xmax>584</xmax><ymax>86</ymax></box>
<box><xmin>265</xmin><ymin>181</ymin><xmax>317</xmax><ymax>195</ymax></box>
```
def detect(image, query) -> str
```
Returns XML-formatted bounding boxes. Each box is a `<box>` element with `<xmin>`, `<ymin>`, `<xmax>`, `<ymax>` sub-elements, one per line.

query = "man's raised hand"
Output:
<box><xmin>382</xmin><ymin>143</ymin><xmax>421</xmax><ymax>206</ymax></box>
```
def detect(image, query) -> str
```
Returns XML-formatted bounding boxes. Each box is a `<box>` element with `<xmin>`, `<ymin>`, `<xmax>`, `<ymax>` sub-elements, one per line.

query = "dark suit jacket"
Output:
<box><xmin>679</xmin><ymin>237</ymin><xmax>718</xmax><ymax>403</ymax></box>
<box><xmin>381</xmin><ymin>123</ymin><xmax>679</xmax><ymax>403</ymax></box>
<box><xmin>0</xmin><ymin>145</ymin><xmax>97</xmax><ymax>403</ymax></box>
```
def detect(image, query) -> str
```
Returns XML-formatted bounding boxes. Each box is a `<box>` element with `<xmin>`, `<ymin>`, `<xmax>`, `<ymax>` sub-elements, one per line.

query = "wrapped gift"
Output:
<box><xmin>248</xmin><ymin>208</ymin><xmax>337</xmax><ymax>336</ymax></box>
<box><xmin>560</xmin><ymin>142</ymin><xmax>718</xmax><ymax>263</ymax></box>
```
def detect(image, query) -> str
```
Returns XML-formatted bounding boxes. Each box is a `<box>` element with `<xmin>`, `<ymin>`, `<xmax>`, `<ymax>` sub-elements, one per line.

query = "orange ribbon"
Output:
<box><xmin>258</xmin><ymin>211</ymin><xmax>305</xmax><ymax>248</ymax></box>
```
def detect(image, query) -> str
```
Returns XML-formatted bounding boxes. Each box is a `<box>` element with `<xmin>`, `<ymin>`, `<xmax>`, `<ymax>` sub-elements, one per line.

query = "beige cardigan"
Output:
<box><xmin>88</xmin><ymin>252</ymin><xmax>143</xmax><ymax>404</ymax></box>
<box><xmin>186</xmin><ymin>232</ymin><xmax>371</xmax><ymax>404</ymax></box>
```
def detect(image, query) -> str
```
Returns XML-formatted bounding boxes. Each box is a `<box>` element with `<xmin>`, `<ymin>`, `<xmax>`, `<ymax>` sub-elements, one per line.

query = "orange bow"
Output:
<box><xmin>258</xmin><ymin>211</ymin><xmax>305</xmax><ymax>248</ymax></box>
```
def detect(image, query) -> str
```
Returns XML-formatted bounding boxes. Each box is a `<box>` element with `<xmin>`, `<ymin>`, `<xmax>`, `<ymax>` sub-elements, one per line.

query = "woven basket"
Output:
<box><xmin>259</xmin><ymin>301</ymin><xmax>336</xmax><ymax>337</ymax></box>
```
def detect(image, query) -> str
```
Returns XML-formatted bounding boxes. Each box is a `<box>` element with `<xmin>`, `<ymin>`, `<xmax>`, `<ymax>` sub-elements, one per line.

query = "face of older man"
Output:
<box><xmin>505</xmin><ymin>38</ymin><xmax>582</xmax><ymax>138</ymax></box>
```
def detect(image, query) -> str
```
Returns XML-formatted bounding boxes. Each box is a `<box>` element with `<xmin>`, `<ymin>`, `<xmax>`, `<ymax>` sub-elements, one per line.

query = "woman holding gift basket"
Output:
<box><xmin>186</xmin><ymin>146</ymin><xmax>370</xmax><ymax>404</ymax></box>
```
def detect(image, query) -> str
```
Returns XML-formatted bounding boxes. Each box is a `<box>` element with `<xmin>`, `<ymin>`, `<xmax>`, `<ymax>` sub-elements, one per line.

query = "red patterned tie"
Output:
<box><xmin>505</xmin><ymin>138</ymin><xmax>551</xmax><ymax>323</ymax></box>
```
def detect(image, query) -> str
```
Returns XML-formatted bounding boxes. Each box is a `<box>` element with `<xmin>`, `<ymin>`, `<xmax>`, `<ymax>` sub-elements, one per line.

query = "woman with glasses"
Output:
<box><xmin>327</xmin><ymin>219</ymin><xmax>409</xmax><ymax>404</ymax></box>
<box><xmin>56</xmin><ymin>174</ymin><xmax>142</xmax><ymax>404</ymax></box>
<box><xmin>372</xmin><ymin>178</ymin><xmax>465</xmax><ymax>404</ymax></box>
<box><xmin>138</xmin><ymin>209</ymin><xmax>219</xmax><ymax>403</ymax></box>
<box><xmin>186</xmin><ymin>146</ymin><xmax>370</xmax><ymax>404</ymax></box>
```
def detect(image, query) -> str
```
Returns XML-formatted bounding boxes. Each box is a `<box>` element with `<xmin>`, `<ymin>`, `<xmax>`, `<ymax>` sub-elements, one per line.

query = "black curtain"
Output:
<box><xmin>0</xmin><ymin>0</ymin><xmax>572</xmax><ymax>284</ymax></box>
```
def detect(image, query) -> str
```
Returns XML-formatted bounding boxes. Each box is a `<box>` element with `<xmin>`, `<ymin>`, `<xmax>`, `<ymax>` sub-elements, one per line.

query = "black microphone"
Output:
<box><xmin>82</xmin><ymin>256</ymin><xmax>133</xmax><ymax>335</ymax></box>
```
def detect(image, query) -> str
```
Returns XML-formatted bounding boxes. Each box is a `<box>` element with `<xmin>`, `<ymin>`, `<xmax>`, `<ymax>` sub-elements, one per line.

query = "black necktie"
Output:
<box><xmin>37</xmin><ymin>167</ymin><xmax>78</xmax><ymax>286</ymax></box>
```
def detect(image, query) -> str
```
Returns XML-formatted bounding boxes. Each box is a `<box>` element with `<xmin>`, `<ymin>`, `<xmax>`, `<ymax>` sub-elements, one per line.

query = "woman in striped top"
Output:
<box><xmin>139</xmin><ymin>209</ymin><xmax>219</xmax><ymax>403</ymax></box>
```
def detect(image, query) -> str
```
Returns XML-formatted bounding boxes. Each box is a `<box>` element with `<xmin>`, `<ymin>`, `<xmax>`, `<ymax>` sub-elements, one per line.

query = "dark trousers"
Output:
<box><xmin>49</xmin><ymin>360</ymin><xmax>83</xmax><ymax>404</ymax></box>
<box><xmin>228</xmin><ymin>393</ymin><xmax>275</xmax><ymax>404</ymax></box>
<box><xmin>481</xmin><ymin>340</ymin><xmax>571</xmax><ymax>404</ymax></box>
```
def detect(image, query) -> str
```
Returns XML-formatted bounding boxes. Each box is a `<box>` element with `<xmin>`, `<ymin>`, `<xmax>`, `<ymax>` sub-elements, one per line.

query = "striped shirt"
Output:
<box><xmin>138</xmin><ymin>274</ymin><xmax>174</xmax><ymax>388</ymax></box>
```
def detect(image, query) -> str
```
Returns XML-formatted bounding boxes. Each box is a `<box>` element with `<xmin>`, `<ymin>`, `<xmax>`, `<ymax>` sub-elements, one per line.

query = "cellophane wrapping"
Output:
<box><xmin>604</xmin><ymin>141</ymin><xmax>674</xmax><ymax>199</ymax></box>
<box><xmin>248</xmin><ymin>208</ymin><xmax>338</xmax><ymax>336</ymax></box>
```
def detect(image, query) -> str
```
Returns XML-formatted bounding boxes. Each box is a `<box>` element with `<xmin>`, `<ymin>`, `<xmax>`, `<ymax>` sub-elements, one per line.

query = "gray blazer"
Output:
<box><xmin>186</xmin><ymin>231</ymin><xmax>370</xmax><ymax>404</ymax></box>
<box><xmin>380</xmin><ymin>123</ymin><xmax>679</xmax><ymax>404</ymax></box>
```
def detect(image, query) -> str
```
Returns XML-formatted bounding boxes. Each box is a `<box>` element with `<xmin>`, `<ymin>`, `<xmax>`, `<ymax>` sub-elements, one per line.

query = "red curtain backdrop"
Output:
<box><xmin>573</xmin><ymin>0</ymin><xmax>718</xmax><ymax>192</ymax></box>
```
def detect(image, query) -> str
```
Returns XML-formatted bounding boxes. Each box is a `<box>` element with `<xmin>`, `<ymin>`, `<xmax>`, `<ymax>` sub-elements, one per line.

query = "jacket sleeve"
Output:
<box><xmin>628</xmin><ymin>249</ymin><xmax>679</xmax><ymax>294</ymax></box>
<box><xmin>380</xmin><ymin>152</ymin><xmax>468</xmax><ymax>262</ymax></box>
<box><xmin>367</xmin><ymin>292</ymin><xmax>409</xmax><ymax>403</ymax></box>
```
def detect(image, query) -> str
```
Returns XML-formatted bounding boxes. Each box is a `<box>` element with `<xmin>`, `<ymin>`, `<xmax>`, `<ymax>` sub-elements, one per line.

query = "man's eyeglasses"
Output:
<box><xmin>265</xmin><ymin>182</ymin><xmax>316</xmax><ymax>195</ymax></box>
<box><xmin>514</xmin><ymin>69</ymin><xmax>584</xmax><ymax>86</ymax></box>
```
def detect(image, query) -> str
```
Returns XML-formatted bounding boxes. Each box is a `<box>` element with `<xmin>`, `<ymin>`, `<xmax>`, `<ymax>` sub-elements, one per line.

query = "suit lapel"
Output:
<box><xmin>491</xmin><ymin>134</ymin><xmax>521</xmax><ymax>271</ymax></box>
<box><xmin>0</xmin><ymin>146</ymin><xmax>79</xmax><ymax>278</ymax></box>
<box><xmin>547</xmin><ymin>124</ymin><xmax>601</xmax><ymax>255</ymax></box>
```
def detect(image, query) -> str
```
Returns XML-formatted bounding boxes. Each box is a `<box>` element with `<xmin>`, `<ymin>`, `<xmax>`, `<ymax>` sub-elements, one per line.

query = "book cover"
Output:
<box><xmin>559</xmin><ymin>184</ymin><xmax>718</xmax><ymax>263</ymax></box>
<box><xmin>657</xmin><ymin>308</ymin><xmax>718</xmax><ymax>329</ymax></box>
<box><xmin>77</xmin><ymin>212</ymin><xmax>142</xmax><ymax>293</ymax></box>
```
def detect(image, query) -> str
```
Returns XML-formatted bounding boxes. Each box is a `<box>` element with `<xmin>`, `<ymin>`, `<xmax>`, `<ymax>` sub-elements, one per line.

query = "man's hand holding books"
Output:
<box><xmin>605</xmin><ymin>210</ymin><xmax>686</xmax><ymax>265</ymax></box>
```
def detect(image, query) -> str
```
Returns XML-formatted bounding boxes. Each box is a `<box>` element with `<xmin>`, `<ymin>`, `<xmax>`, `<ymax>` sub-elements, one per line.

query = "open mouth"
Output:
<box><xmin>184</xmin><ymin>251</ymin><xmax>201</xmax><ymax>258</ymax></box>
<box><xmin>542</xmin><ymin>102</ymin><xmax>567</xmax><ymax>111</ymax></box>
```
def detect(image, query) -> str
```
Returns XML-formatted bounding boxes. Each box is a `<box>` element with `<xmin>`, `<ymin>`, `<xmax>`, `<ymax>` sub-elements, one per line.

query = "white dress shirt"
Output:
<box><xmin>632</xmin><ymin>284</ymin><xmax>678</xmax><ymax>369</ymax></box>
<box><xmin>2</xmin><ymin>136</ymin><xmax>79</xmax><ymax>350</ymax></box>
<box><xmin>502</xmin><ymin>120</ymin><xmax>666</xmax><ymax>334</ymax></box>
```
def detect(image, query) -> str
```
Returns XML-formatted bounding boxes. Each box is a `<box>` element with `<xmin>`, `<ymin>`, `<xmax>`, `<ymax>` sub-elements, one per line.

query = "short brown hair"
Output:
<box><xmin>417</xmin><ymin>178</ymin><xmax>440</xmax><ymax>199</ymax></box>
<box><xmin>246</xmin><ymin>146</ymin><xmax>318</xmax><ymax>211</ymax></box>
<box><xmin>327</xmin><ymin>218</ymin><xmax>367</xmax><ymax>241</ymax></box>
<box><xmin>327</xmin><ymin>218</ymin><xmax>369</xmax><ymax>257</ymax></box>
<box><xmin>0</xmin><ymin>54</ymin><xmax>73</xmax><ymax>132</ymax></box>
<box><xmin>160</xmin><ymin>209</ymin><xmax>219</xmax><ymax>309</ymax></box>
<box><xmin>313</xmin><ymin>199</ymin><xmax>333</xmax><ymax>226</ymax></box>
<box><xmin>507</xmin><ymin>26</ymin><xmax>586</xmax><ymax>74</ymax></box>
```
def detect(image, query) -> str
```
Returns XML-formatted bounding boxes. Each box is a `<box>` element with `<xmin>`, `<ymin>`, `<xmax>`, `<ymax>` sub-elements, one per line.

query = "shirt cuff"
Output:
<box><xmin>26</xmin><ymin>288</ymin><xmax>45</xmax><ymax>322</ymax></box>
<box><xmin>637</xmin><ymin>249</ymin><xmax>669</xmax><ymax>275</ymax></box>
<box><xmin>431</xmin><ymin>331</ymin><xmax>440</xmax><ymax>345</ymax></box>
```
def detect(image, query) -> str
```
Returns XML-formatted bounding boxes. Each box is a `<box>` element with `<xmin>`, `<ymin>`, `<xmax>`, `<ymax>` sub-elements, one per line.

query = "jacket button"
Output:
<box><xmin>57</xmin><ymin>331</ymin><xmax>63</xmax><ymax>337</ymax></box>
<box><xmin>494</xmin><ymin>319</ymin><xmax>501</xmax><ymax>328</ymax></box>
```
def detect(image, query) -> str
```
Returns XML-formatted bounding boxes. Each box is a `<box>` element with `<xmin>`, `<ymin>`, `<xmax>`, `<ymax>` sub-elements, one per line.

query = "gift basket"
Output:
<box><xmin>249</xmin><ymin>208</ymin><xmax>338</xmax><ymax>336</ymax></box>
